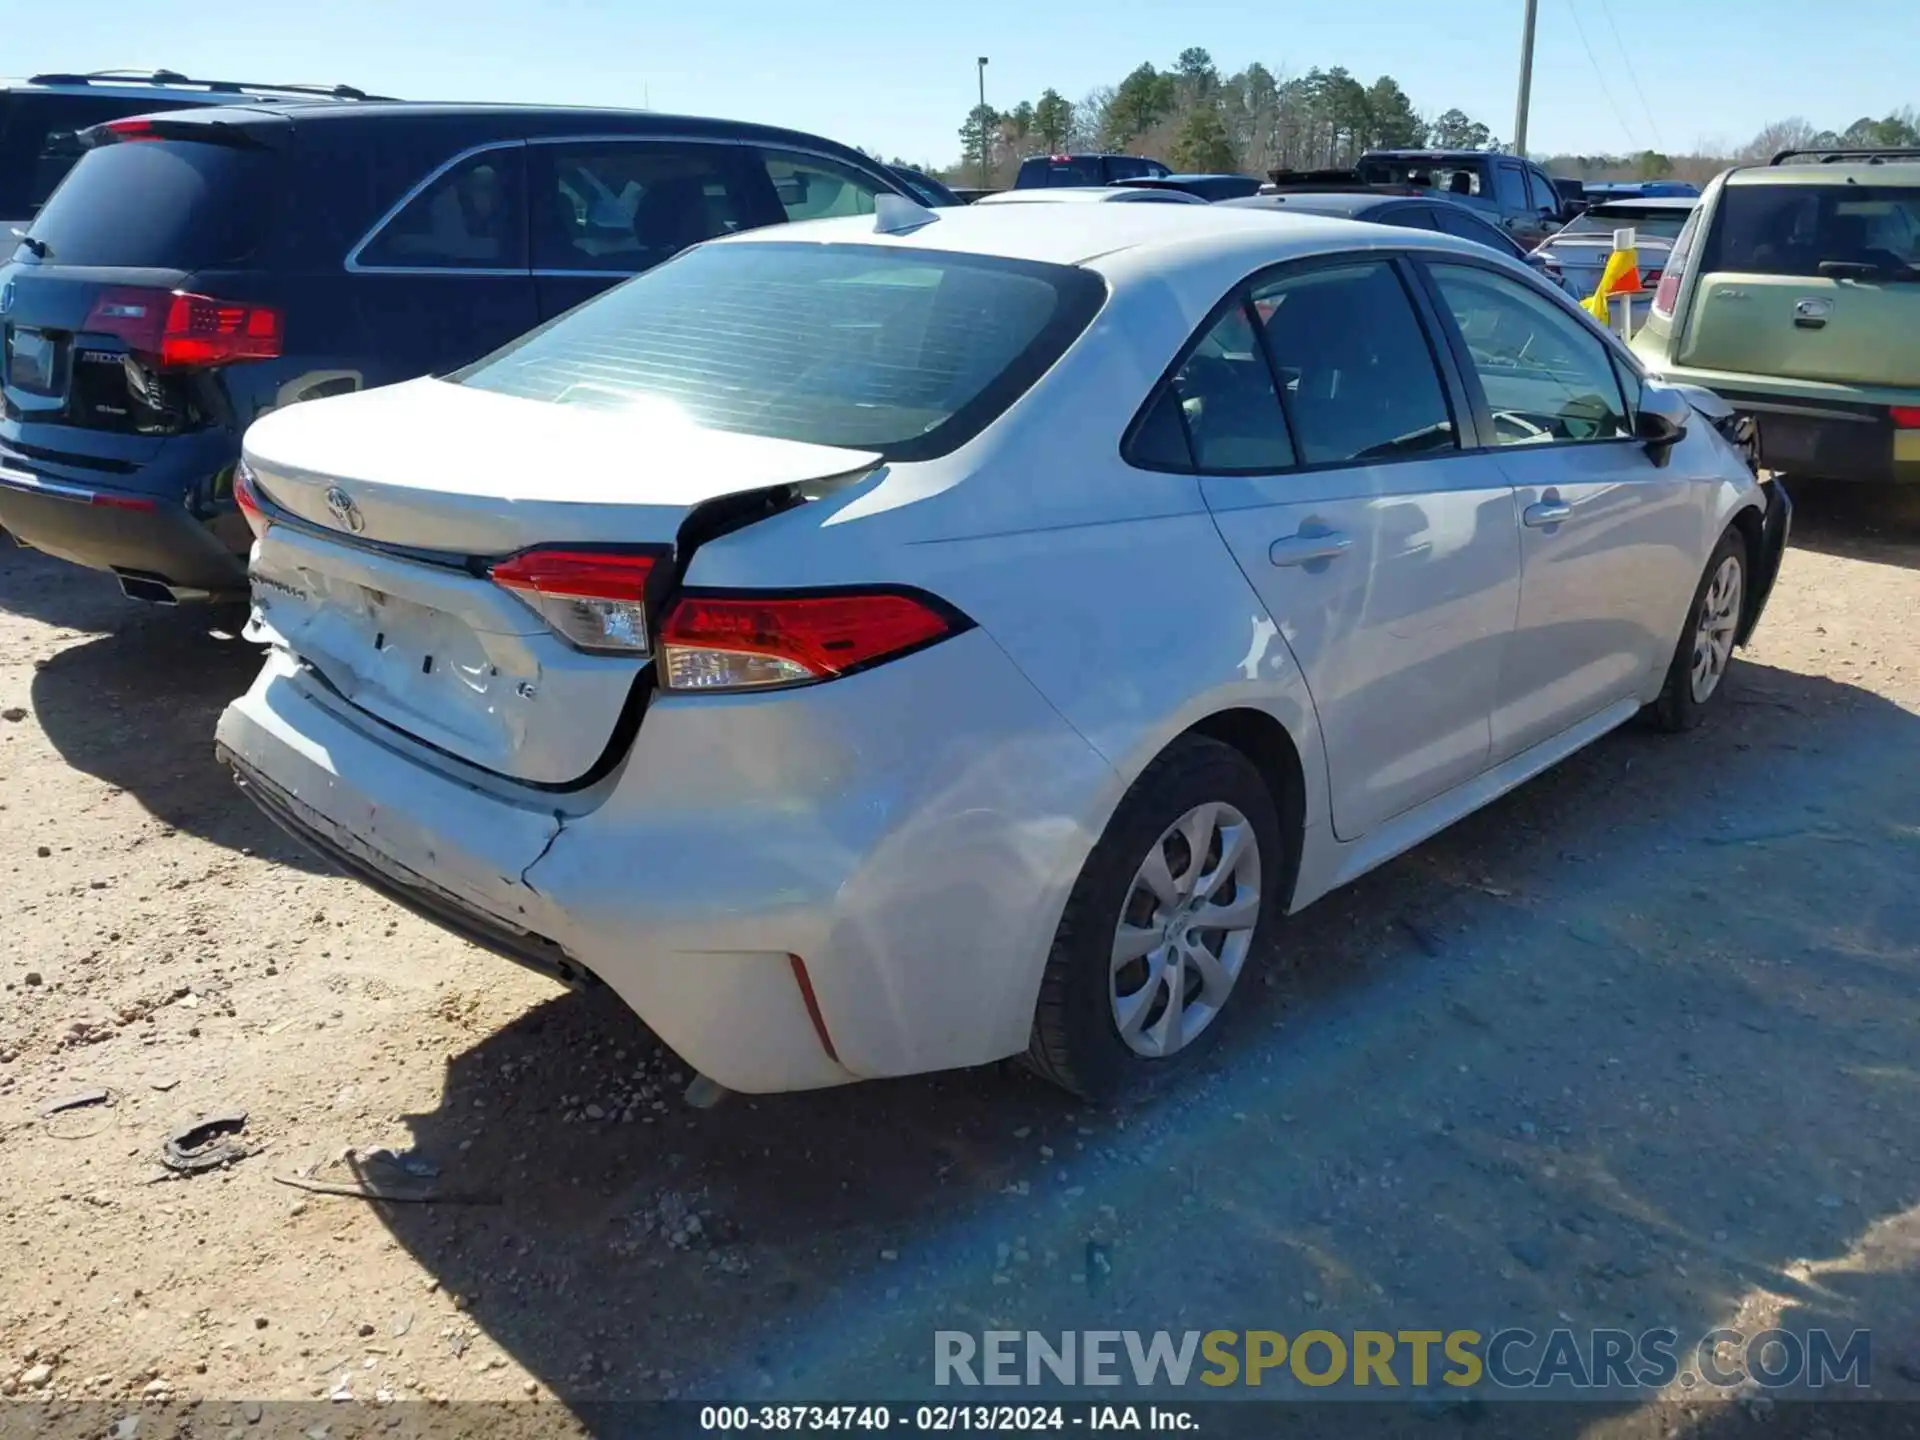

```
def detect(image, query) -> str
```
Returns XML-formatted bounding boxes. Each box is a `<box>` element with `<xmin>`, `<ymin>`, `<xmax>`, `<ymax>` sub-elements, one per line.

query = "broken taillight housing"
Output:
<box><xmin>488</xmin><ymin>547</ymin><xmax>664</xmax><ymax>655</ymax></box>
<box><xmin>658</xmin><ymin>589</ymin><xmax>966</xmax><ymax>693</ymax></box>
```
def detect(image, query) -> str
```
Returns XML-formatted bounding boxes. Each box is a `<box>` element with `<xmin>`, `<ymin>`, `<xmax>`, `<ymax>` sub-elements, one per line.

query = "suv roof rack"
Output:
<box><xmin>26</xmin><ymin>69</ymin><xmax>395</xmax><ymax>102</ymax></box>
<box><xmin>1769</xmin><ymin>146</ymin><xmax>1920</xmax><ymax>166</ymax></box>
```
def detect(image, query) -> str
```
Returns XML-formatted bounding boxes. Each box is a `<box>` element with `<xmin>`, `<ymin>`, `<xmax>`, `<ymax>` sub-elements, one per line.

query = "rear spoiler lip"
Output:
<box><xmin>81</xmin><ymin>113</ymin><xmax>289</xmax><ymax>151</ymax></box>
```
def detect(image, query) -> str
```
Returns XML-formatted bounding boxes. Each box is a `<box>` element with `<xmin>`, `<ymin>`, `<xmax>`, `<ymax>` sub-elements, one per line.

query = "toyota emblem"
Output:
<box><xmin>323</xmin><ymin>485</ymin><xmax>366</xmax><ymax>534</ymax></box>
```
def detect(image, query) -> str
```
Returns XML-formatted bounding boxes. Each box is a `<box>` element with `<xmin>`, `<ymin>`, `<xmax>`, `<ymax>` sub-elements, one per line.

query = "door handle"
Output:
<box><xmin>1523</xmin><ymin>500</ymin><xmax>1572</xmax><ymax>528</ymax></box>
<box><xmin>1269</xmin><ymin>531</ymin><xmax>1352</xmax><ymax>567</ymax></box>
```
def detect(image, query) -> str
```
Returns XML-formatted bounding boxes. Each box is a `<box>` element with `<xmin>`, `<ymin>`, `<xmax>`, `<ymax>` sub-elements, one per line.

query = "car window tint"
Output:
<box><xmin>1494</xmin><ymin>164</ymin><xmax>1528</xmax><ymax>212</ymax></box>
<box><xmin>532</xmin><ymin>141</ymin><xmax>751</xmax><ymax>273</ymax></box>
<box><xmin>1525</xmin><ymin>168</ymin><xmax>1557</xmax><ymax>213</ymax></box>
<box><xmin>1704</xmin><ymin>184</ymin><xmax>1920</xmax><ymax>277</ymax></box>
<box><xmin>1428</xmin><ymin>262</ymin><xmax>1631</xmax><ymax>445</ymax></box>
<box><xmin>1126</xmin><ymin>385</ymin><xmax>1195</xmax><ymax>469</ymax></box>
<box><xmin>0</xmin><ymin>92</ymin><xmax>199</xmax><ymax>215</ymax></box>
<box><xmin>761</xmin><ymin>150</ymin><xmax>883</xmax><ymax>221</ymax></box>
<box><xmin>1432</xmin><ymin>204</ymin><xmax>1521</xmax><ymax>257</ymax></box>
<box><xmin>1251</xmin><ymin>261</ymin><xmax>1457</xmax><ymax>465</ymax></box>
<box><xmin>455</xmin><ymin>241</ymin><xmax>1102</xmax><ymax>460</ymax></box>
<box><xmin>1156</xmin><ymin>303</ymin><xmax>1295</xmax><ymax>471</ymax></box>
<box><xmin>1107</xmin><ymin>157</ymin><xmax>1151</xmax><ymax>181</ymax></box>
<box><xmin>1374</xmin><ymin>204</ymin><xmax>1439</xmax><ymax>230</ymax></box>
<box><xmin>359</xmin><ymin>149</ymin><xmax>526</xmax><ymax>270</ymax></box>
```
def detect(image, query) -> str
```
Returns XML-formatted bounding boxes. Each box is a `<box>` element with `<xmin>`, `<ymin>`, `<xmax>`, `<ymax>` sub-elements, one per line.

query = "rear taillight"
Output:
<box><xmin>488</xmin><ymin>547</ymin><xmax>664</xmax><ymax>655</ymax></box>
<box><xmin>658</xmin><ymin>589</ymin><xmax>965</xmax><ymax>693</ymax></box>
<box><xmin>83</xmin><ymin>287</ymin><xmax>284</xmax><ymax>369</ymax></box>
<box><xmin>1651</xmin><ymin>271</ymin><xmax>1681</xmax><ymax>318</ymax></box>
<box><xmin>1892</xmin><ymin>406</ymin><xmax>1920</xmax><ymax>429</ymax></box>
<box><xmin>233</xmin><ymin>462</ymin><xmax>269</xmax><ymax>541</ymax></box>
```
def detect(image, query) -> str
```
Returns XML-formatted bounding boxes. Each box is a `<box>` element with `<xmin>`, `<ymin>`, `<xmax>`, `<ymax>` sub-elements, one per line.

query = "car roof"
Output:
<box><xmin>720</xmin><ymin>198</ymin><xmax>1491</xmax><ymax>272</ymax></box>
<box><xmin>129</xmin><ymin>100</ymin><xmax>877</xmax><ymax>152</ymax></box>
<box><xmin>1583</xmin><ymin>196</ymin><xmax>1698</xmax><ymax>212</ymax></box>
<box><xmin>1221</xmin><ymin>192</ymin><xmax>1393</xmax><ymax>216</ymax></box>
<box><xmin>974</xmin><ymin>186</ymin><xmax>1205</xmax><ymax>205</ymax></box>
<box><xmin>1731</xmin><ymin>160</ymin><xmax>1920</xmax><ymax>186</ymax></box>
<box><xmin>5</xmin><ymin>71</ymin><xmax>390</xmax><ymax>103</ymax></box>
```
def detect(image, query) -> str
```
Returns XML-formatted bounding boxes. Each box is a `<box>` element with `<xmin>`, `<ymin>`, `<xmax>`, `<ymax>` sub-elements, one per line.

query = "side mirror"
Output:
<box><xmin>1636</xmin><ymin>383</ymin><xmax>1691</xmax><ymax>465</ymax></box>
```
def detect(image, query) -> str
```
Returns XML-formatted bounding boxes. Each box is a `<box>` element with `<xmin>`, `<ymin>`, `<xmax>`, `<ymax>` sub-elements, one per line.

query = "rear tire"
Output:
<box><xmin>1025</xmin><ymin>735</ymin><xmax>1285</xmax><ymax>1102</ymax></box>
<box><xmin>1650</xmin><ymin>527</ymin><xmax>1747</xmax><ymax>733</ymax></box>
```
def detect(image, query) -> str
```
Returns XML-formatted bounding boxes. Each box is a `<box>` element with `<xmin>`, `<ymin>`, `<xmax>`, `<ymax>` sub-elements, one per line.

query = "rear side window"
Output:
<box><xmin>0</xmin><ymin>92</ymin><xmax>202</xmax><ymax>217</ymax></box>
<box><xmin>18</xmin><ymin>137</ymin><xmax>279</xmax><ymax>268</ymax></box>
<box><xmin>1136</xmin><ymin>303</ymin><xmax>1296</xmax><ymax>472</ymax></box>
<box><xmin>1703</xmin><ymin>183</ymin><xmax>1920</xmax><ymax>279</ymax></box>
<box><xmin>532</xmin><ymin>140</ymin><xmax>754</xmax><ymax>273</ymax></box>
<box><xmin>1432</xmin><ymin>204</ymin><xmax>1522</xmax><ymax>257</ymax></box>
<box><xmin>1253</xmin><ymin>261</ymin><xmax>1458</xmax><ymax>465</ymax></box>
<box><xmin>1494</xmin><ymin>164</ymin><xmax>1528</xmax><ymax>212</ymax></box>
<box><xmin>454</xmin><ymin>241</ymin><xmax>1106</xmax><ymax>460</ymax></box>
<box><xmin>356</xmin><ymin>147</ymin><xmax>527</xmax><ymax>271</ymax></box>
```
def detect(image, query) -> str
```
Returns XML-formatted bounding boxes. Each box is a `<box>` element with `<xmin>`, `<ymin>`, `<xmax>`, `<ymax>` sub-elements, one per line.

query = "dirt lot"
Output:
<box><xmin>1</xmin><ymin>490</ymin><xmax>1918</xmax><ymax>1435</ymax></box>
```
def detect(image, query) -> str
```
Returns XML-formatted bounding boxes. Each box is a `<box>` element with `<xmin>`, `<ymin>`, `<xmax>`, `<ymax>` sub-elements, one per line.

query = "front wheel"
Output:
<box><xmin>1025</xmin><ymin>736</ymin><xmax>1285</xmax><ymax>1101</ymax></box>
<box><xmin>1650</xmin><ymin>528</ymin><xmax>1747</xmax><ymax>733</ymax></box>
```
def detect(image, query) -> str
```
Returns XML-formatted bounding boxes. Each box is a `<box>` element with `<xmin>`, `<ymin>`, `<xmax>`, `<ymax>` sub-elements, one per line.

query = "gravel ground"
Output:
<box><xmin>1</xmin><ymin>488</ymin><xmax>1917</xmax><ymax>1436</ymax></box>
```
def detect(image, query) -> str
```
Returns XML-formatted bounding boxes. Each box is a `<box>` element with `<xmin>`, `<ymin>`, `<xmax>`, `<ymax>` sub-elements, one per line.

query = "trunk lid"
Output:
<box><xmin>1678</xmin><ymin>178</ymin><xmax>1920</xmax><ymax>388</ymax></box>
<box><xmin>242</xmin><ymin>377</ymin><xmax>880</xmax><ymax>786</ymax></box>
<box><xmin>1678</xmin><ymin>272</ymin><xmax>1920</xmax><ymax>386</ymax></box>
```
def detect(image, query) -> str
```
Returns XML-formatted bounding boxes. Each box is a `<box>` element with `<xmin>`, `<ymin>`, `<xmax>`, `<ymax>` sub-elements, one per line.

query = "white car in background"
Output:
<box><xmin>1532</xmin><ymin>195</ymin><xmax>1699</xmax><ymax>309</ymax></box>
<box><xmin>216</xmin><ymin>199</ymin><xmax>1788</xmax><ymax>1100</ymax></box>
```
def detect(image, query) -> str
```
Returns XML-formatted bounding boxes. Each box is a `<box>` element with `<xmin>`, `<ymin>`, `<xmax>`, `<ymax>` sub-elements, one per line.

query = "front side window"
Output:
<box><xmin>455</xmin><ymin>241</ymin><xmax>1104</xmax><ymax>460</ymax></box>
<box><xmin>760</xmin><ymin>150</ymin><xmax>884</xmax><ymax>221</ymax></box>
<box><xmin>1253</xmin><ymin>261</ymin><xmax>1458</xmax><ymax>465</ymax></box>
<box><xmin>1427</xmin><ymin>262</ymin><xmax>1631</xmax><ymax>446</ymax></box>
<box><xmin>532</xmin><ymin>141</ymin><xmax>751</xmax><ymax>273</ymax></box>
<box><xmin>357</xmin><ymin>148</ymin><xmax>526</xmax><ymax>270</ymax></box>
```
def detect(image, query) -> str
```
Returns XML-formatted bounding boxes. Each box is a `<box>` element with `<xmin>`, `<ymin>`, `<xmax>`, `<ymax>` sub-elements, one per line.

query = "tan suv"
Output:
<box><xmin>1631</xmin><ymin>147</ymin><xmax>1920</xmax><ymax>485</ymax></box>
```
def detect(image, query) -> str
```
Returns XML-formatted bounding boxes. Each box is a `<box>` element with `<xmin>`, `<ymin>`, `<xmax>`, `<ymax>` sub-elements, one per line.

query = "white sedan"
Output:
<box><xmin>216</xmin><ymin>199</ymin><xmax>1789</xmax><ymax>1100</ymax></box>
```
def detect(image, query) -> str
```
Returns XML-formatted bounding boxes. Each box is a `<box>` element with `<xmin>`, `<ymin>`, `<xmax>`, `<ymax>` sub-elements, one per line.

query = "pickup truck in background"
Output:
<box><xmin>1357</xmin><ymin>147</ymin><xmax>1575</xmax><ymax>249</ymax></box>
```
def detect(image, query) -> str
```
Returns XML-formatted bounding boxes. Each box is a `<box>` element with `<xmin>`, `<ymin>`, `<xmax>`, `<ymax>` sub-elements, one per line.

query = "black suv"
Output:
<box><xmin>1</xmin><ymin>70</ymin><xmax>393</xmax><ymax>239</ymax></box>
<box><xmin>0</xmin><ymin>103</ymin><xmax>909</xmax><ymax>602</ymax></box>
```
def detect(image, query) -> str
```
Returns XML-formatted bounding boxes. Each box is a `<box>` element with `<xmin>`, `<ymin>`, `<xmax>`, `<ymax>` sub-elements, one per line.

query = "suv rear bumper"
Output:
<box><xmin>1646</xmin><ymin>377</ymin><xmax>1919</xmax><ymax>484</ymax></box>
<box><xmin>0</xmin><ymin>462</ymin><xmax>248</xmax><ymax>597</ymax></box>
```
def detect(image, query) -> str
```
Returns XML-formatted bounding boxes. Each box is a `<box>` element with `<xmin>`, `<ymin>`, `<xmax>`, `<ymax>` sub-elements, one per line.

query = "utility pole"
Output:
<box><xmin>1512</xmin><ymin>0</ymin><xmax>1538</xmax><ymax>156</ymax></box>
<box><xmin>977</xmin><ymin>56</ymin><xmax>990</xmax><ymax>187</ymax></box>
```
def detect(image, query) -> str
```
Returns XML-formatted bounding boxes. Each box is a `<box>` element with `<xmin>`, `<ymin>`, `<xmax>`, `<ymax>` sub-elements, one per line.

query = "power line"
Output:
<box><xmin>1593</xmin><ymin>0</ymin><xmax>1666</xmax><ymax>151</ymax></box>
<box><xmin>1563</xmin><ymin>0</ymin><xmax>1643</xmax><ymax>152</ymax></box>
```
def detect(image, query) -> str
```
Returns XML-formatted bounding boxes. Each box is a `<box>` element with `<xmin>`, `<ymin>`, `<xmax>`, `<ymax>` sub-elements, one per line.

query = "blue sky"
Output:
<box><xmin>12</xmin><ymin>0</ymin><xmax>1916</xmax><ymax>165</ymax></box>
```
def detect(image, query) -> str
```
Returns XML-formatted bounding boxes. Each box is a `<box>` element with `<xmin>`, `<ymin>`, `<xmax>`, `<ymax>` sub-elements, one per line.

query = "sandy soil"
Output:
<box><xmin>1</xmin><ymin>488</ymin><xmax>1917</xmax><ymax>1437</ymax></box>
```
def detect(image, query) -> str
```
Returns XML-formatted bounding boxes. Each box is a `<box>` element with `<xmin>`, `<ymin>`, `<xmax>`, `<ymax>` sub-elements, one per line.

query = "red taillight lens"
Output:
<box><xmin>658</xmin><ymin>590</ymin><xmax>963</xmax><ymax>692</ymax></box>
<box><xmin>82</xmin><ymin>287</ymin><xmax>284</xmax><ymax>369</ymax></box>
<box><xmin>233</xmin><ymin>462</ymin><xmax>270</xmax><ymax>541</ymax></box>
<box><xmin>1651</xmin><ymin>271</ymin><xmax>1681</xmax><ymax>318</ymax></box>
<box><xmin>488</xmin><ymin>547</ymin><xmax>663</xmax><ymax>654</ymax></box>
<box><xmin>1891</xmin><ymin>406</ymin><xmax>1920</xmax><ymax>429</ymax></box>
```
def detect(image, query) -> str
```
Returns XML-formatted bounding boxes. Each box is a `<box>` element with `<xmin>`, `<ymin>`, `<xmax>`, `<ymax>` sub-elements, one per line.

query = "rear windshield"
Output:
<box><xmin>1560</xmin><ymin>207</ymin><xmax>1694</xmax><ymax>241</ymax></box>
<box><xmin>1704</xmin><ymin>183</ymin><xmax>1920</xmax><ymax>280</ymax></box>
<box><xmin>1357</xmin><ymin>158</ymin><xmax>1486</xmax><ymax>198</ymax></box>
<box><xmin>0</xmin><ymin>91</ymin><xmax>202</xmax><ymax>218</ymax></box>
<box><xmin>15</xmin><ymin>136</ymin><xmax>279</xmax><ymax>269</ymax></box>
<box><xmin>1022</xmin><ymin>157</ymin><xmax>1102</xmax><ymax>188</ymax></box>
<box><xmin>455</xmin><ymin>241</ymin><xmax>1107</xmax><ymax>460</ymax></box>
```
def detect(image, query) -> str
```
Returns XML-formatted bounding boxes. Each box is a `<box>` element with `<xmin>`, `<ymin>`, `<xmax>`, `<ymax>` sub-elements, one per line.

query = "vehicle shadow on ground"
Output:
<box><xmin>0</xmin><ymin>540</ymin><xmax>147</xmax><ymax>631</ymax></box>
<box><xmin>26</xmin><ymin>601</ymin><xmax>321</xmax><ymax>872</ymax></box>
<box><xmin>1786</xmin><ymin>481</ymin><xmax>1920</xmax><ymax>571</ymax></box>
<box><xmin>368</xmin><ymin>653</ymin><xmax>1920</xmax><ymax>1414</ymax></box>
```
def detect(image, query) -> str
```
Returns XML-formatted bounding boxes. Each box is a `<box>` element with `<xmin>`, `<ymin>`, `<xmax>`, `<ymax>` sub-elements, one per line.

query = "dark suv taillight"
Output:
<box><xmin>83</xmin><ymin>287</ymin><xmax>284</xmax><ymax>369</ymax></box>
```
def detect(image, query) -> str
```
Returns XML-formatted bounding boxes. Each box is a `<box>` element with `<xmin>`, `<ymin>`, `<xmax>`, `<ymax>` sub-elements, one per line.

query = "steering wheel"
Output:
<box><xmin>1493</xmin><ymin>411</ymin><xmax>1552</xmax><ymax>444</ymax></box>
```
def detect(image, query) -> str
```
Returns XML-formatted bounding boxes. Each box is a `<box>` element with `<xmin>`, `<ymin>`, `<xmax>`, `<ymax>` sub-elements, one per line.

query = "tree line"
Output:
<box><xmin>950</xmin><ymin>48</ymin><xmax>1497</xmax><ymax>187</ymax></box>
<box><xmin>942</xmin><ymin>47</ymin><xmax>1916</xmax><ymax>190</ymax></box>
